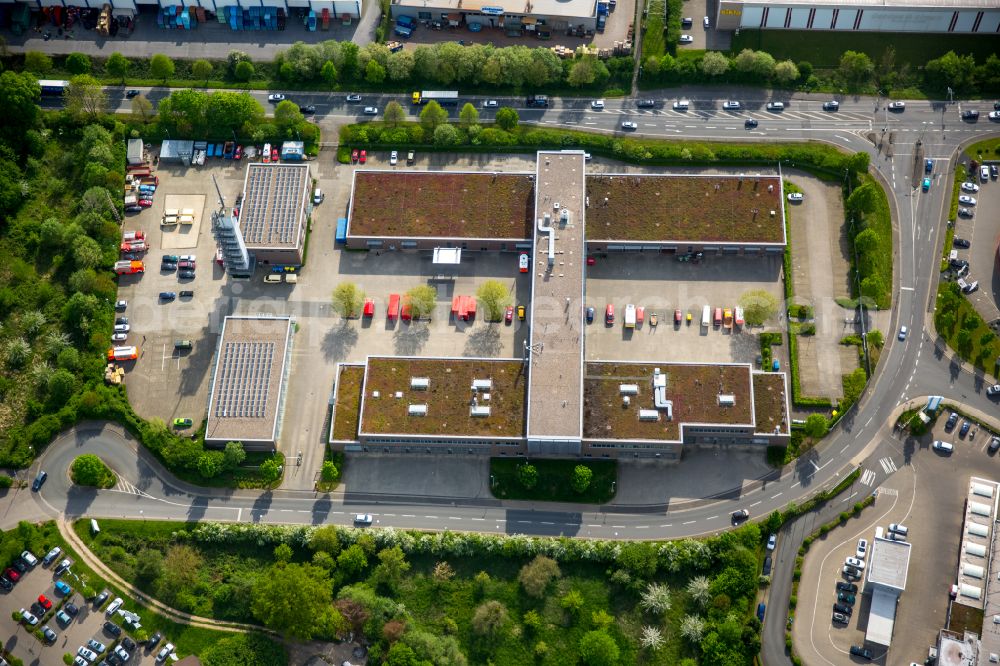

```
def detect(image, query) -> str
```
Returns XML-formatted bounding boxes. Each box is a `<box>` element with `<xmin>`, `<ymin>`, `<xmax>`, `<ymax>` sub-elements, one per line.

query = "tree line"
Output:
<box><xmin>641</xmin><ymin>47</ymin><xmax>1000</xmax><ymax>95</ymax></box>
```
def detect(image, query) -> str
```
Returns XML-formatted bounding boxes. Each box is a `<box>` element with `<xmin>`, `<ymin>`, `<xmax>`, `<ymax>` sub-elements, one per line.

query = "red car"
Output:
<box><xmin>605</xmin><ymin>304</ymin><xmax>614</xmax><ymax>324</ymax></box>
<box><xmin>271</xmin><ymin>148</ymin><xmax>279</xmax><ymax>162</ymax></box>
<box><xmin>359</xmin><ymin>149</ymin><xmax>367</xmax><ymax>164</ymax></box>
<box><xmin>138</xmin><ymin>199</ymin><xmax>153</xmax><ymax>208</ymax></box>
<box><xmin>351</xmin><ymin>149</ymin><xmax>359</xmax><ymax>163</ymax></box>
<box><xmin>586</xmin><ymin>256</ymin><xmax>596</xmax><ymax>266</ymax></box>
<box><xmin>4</xmin><ymin>567</ymin><xmax>20</xmax><ymax>582</ymax></box>
<box><xmin>674</xmin><ymin>309</ymin><xmax>682</xmax><ymax>325</ymax></box>
<box><xmin>234</xmin><ymin>145</ymin><xmax>242</xmax><ymax>160</ymax></box>
<box><xmin>363</xmin><ymin>298</ymin><xmax>375</xmax><ymax>317</ymax></box>
<box><xmin>37</xmin><ymin>594</ymin><xmax>52</xmax><ymax>611</ymax></box>
<box><xmin>505</xmin><ymin>305</ymin><xmax>514</xmax><ymax>324</ymax></box>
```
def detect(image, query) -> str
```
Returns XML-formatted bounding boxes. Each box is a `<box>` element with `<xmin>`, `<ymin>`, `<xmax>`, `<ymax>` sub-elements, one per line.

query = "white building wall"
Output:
<box><xmin>333</xmin><ymin>0</ymin><xmax>359</xmax><ymax>17</ymax></box>
<box><xmin>736</xmin><ymin>2</ymin><xmax>1000</xmax><ymax>33</ymax></box>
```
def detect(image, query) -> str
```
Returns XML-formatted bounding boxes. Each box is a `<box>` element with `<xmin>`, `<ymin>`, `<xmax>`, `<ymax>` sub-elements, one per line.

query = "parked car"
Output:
<box><xmin>78</xmin><ymin>646</ymin><xmax>99</xmax><ymax>662</ymax></box>
<box><xmin>960</xmin><ymin>420</ymin><xmax>971</xmax><ymax>437</ymax></box>
<box><xmin>21</xmin><ymin>550</ymin><xmax>38</xmax><ymax>567</ymax></box>
<box><xmin>42</xmin><ymin>625</ymin><xmax>58</xmax><ymax>642</ymax></box>
<box><xmin>105</xmin><ymin>597</ymin><xmax>124</xmax><ymax>616</ymax></box>
<box><xmin>115</xmin><ymin>300</ymin><xmax>128</xmax><ymax>311</ymax></box>
<box><xmin>586</xmin><ymin>306</ymin><xmax>595</xmax><ymax>324</ymax></box>
<box><xmin>945</xmin><ymin>411</ymin><xmax>959</xmax><ymax>430</ymax></box>
<box><xmin>756</xmin><ymin>602</ymin><xmax>766</xmax><ymax>622</ymax></box>
<box><xmin>125</xmin><ymin>90</ymin><xmax>140</xmax><ymax>98</ymax></box>
<box><xmin>958</xmin><ymin>207</ymin><xmax>974</xmax><ymax>218</ymax></box>
<box><xmin>856</xmin><ymin>538</ymin><xmax>868</xmax><ymax>559</ymax></box>
<box><xmin>961</xmin><ymin>182</ymin><xmax>979</xmax><ymax>193</ymax></box>
<box><xmin>766</xmin><ymin>102</ymin><xmax>785</xmax><ymax>111</ymax></box>
<box><xmin>359</xmin><ymin>150</ymin><xmax>367</xmax><ymax>164</ymax></box>
<box><xmin>833</xmin><ymin>602</ymin><xmax>853</xmax><ymax>615</ymax></box>
<box><xmin>104</xmin><ymin>621</ymin><xmax>122</xmax><ymax>637</ymax></box>
<box><xmin>87</xmin><ymin>639</ymin><xmax>107</xmax><ymax>654</ymax></box>
<box><xmin>850</xmin><ymin>645</ymin><xmax>874</xmax><ymax>660</ymax></box>
<box><xmin>505</xmin><ymin>306</ymin><xmax>514</xmax><ymax>324</ymax></box>
<box><xmin>19</xmin><ymin>608</ymin><xmax>39</xmax><ymax>625</ymax></box>
<box><xmin>159</xmin><ymin>292</ymin><xmax>176</xmax><ymax>301</ymax></box>
<box><xmin>483</xmin><ymin>99</ymin><xmax>499</xmax><ymax>108</ymax></box>
<box><xmin>989</xmin><ymin>385</ymin><xmax>1000</xmax><ymax>396</ymax></box>
<box><xmin>766</xmin><ymin>534</ymin><xmax>776</xmax><ymax>550</ymax></box>
<box><xmin>842</xmin><ymin>565</ymin><xmax>861</xmax><ymax>579</ymax></box>
<box><xmin>179</xmin><ymin>269</ymin><xmax>196</xmax><ymax>279</ymax></box>
<box><xmin>637</xmin><ymin>99</ymin><xmax>656</xmax><ymax>108</ymax></box>
<box><xmin>762</xmin><ymin>556</ymin><xmax>772</xmax><ymax>575</ymax></box>
<box><xmin>888</xmin><ymin>523</ymin><xmax>908</xmax><ymax>535</ymax></box>
<box><xmin>42</xmin><ymin>546</ymin><xmax>62</xmax><ymax>566</ymax></box>
<box><xmin>722</xmin><ymin>100</ymin><xmax>741</xmax><ymax>110</ymax></box>
<box><xmin>953</xmin><ymin>237</ymin><xmax>971</xmax><ymax>247</ymax></box>
<box><xmin>837</xmin><ymin>581</ymin><xmax>858</xmax><ymax>593</ymax></box>
<box><xmin>959</xmin><ymin>195</ymin><xmax>977</xmax><ymax>206</ymax></box>
<box><xmin>351</xmin><ymin>149</ymin><xmax>359</xmax><ymax>163</ymax></box>
<box><xmin>823</xmin><ymin>101</ymin><xmax>839</xmax><ymax>111</ymax></box>
<box><xmin>389</xmin><ymin>150</ymin><xmax>398</xmax><ymax>166</ymax></box>
<box><xmin>112</xmin><ymin>333</ymin><xmax>128</xmax><ymax>343</ymax></box>
<box><xmin>3</xmin><ymin>567</ymin><xmax>20</xmax><ymax>582</ymax></box>
<box><xmin>933</xmin><ymin>440</ymin><xmax>955</xmax><ymax>453</ymax></box>
<box><xmin>299</xmin><ymin>104</ymin><xmax>316</xmax><ymax>114</ymax></box>
<box><xmin>518</xmin><ymin>305</ymin><xmax>526</xmax><ymax>321</ymax></box>
<box><xmin>64</xmin><ymin>602</ymin><xmax>79</xmax><ymax>617</ymax></box>
<box><xmin>173</xmin><ymin>418</ymin><xmax>193</xmax><ymax>428</ymax></box>
<box><xmin>832</xmin><ymin>612</ymin><xmax>849</xmax><ymax>624</ymax></box>
<box><xmin>55</xmin><ymin>580</ymin><xmax>72</xmax><ymax>595</ymax></box>
<box><xmin>605</xmin><ymin>304</ymin><xmax>614</xmax><ymax>324</ymax></box>
<box><xmin>989</xmin><ymin>436</ymin><xmax>1000</xmax><ymax>453</ymax></box>
<box><xmin>147</xmin><ymin>632</ymin><xmax>162</xmax><ymax>649</ymax></box>
<box><xmin>845</xmin><ymin>557</ymin><xmax>865</xmax><ymax>570</ymax></box>
<box><xmin>838</xmin><ymin>592</ymin><xmax>856</xmax><ymax>604</ymax></box>
<box><xmin>678</xmin><ymin>34</ymin><xmax>693</xmax><ymax>43</ymax></box>
<box><xmin>787</xmin><ymin>192</ymin><xmax>803</xmax><ymax>202</ymax></box>
<box><xmin>55</xmin><ymin>558</ymin><xmax>71</xmax><ymax>575</ymax></box>
<box><xmin>94</xmin><ymin>590</ymin><xmax>110</xmax><ymax>608</ymax></box>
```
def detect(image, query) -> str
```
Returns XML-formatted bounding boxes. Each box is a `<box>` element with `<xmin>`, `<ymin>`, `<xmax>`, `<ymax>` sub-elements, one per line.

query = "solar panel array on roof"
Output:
<box><xmin>241</xmin><ymin>165</ymin><xmax>305</xmax><ymax>246</ymax></box>
<box><xmin>214</xmin><ymin>341</ymin><xmax>274</xmax><ymax>418</ymax></box>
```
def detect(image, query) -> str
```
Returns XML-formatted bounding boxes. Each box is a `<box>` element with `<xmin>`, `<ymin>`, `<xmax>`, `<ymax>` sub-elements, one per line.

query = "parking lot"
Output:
<box><xmin>584</xmin><ymin>253</ymin><xmax>785</xmax><ymax>366</ymax></box>
<box><xmin>4</xmin><ymin>551</ymin><xmax>167</xmax><ymax>665</ymax></box>
<box><xmin>792</xmin><ymin>407</ymin><xmax>1000</xmax><ymax>666</ymax></box>
<box><xmin>949</xmin><ymin>163</ymin><xmax>1000</xmax><ymax>324</ymax></box>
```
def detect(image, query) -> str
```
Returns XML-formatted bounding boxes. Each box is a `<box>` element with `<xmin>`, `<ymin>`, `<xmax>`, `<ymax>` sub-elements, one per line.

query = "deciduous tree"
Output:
<box><xmin>518</xmin><ymin>555</ymin><xmax>560</xmax><ymax>598</ymax></box>
<box><xmin>150</xmin><ymin>54</ymin><xmax>176</xmax><ymax>82</ymax></box>
<box><xmin>571</xmin><ymin>465</ymin><xmax>593</xmax><ymax>493</ymax></box>
<box><xmin>495</xmin><ymin>107</ymin><xmax>518</xmax><ymax>131</ymax></box>
<box><xmin>419</xmin><ymin>101</ymin><xmax>448</xmax><ymax>130</ymax></box>
<box><xmin>252</xmin><ymin>562</ymin><xmax>336</xmax><ymax>640</ymax></box>
<box><xmin>578</xmin><ymin>630</ymin><xmax>619</xmax><ymax>666</ymax></box>
<box><xmin>384</xmin><ymin>101</ymin><xmax>405</xmax><ymax>126</ymax></box>
<box><xmin>64</xmin><ymin>75</ymin><xmax>107</xmax><ymax>119</ymax></box>
<box><xmin>192</xmin><ymin>59</ymin><xmax>213</xmax><ymax>84</ymax></box>
<box><xmin>471</xmin><ymin>600</ymin><xmax>508</xmax><ymax>637</ymax></box>
<box><xmin>738</xmin><ymin>289</ymin><xmax>779</xmax><ymax>326</ymax></box>
<box><xmin>106</xmin><ymin>52</ymin><xmax>130</xmax><ymax>83</ymax></box>
<box><xmin>459</xmin><ymin>102</ymin><xmax>479</xmax><ymax>127</ymax></box>
<box><xmin>700</xmin><ymin>52</ymin><xmax>730</xmax><ymax>76</ymax></box>
<box><xmin>405</xmin><ymin>285</ymin><xmax>437</xmax><ymax>320</ymax></box>
<box><xmin>476</xmin><ymin>279</ymin><xmax>512</xmax><ymax>321</ymax></box>
<box><xmin>332</xmin><ymin>282</ymin><xmax>365</xmax><ymax>318</ymax></box>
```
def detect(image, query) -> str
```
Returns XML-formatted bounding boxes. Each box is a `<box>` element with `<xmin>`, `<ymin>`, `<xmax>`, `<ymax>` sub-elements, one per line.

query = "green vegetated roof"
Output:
<box><xmin>350</xmin><ymin>172</ymin><xmax>535</xmax><ymax>239</ymax></box>
<box><xmin>360</xmin><ymin>357</ymin><xmax>527</xmax><ymax>437</ymax></box>
<box><xmin>752</xmin><ymin>373</ymin><xmax>789</xmax><ymax>435</ymax></box>
<box><xmin>332</xmin><ymin>364</ymin><xmax>366</xmax><ymax>441</ymax></box>
<box><xmin>584</xmin><ymin>174</ymin><xmax>785</xmax><ymax>243</ymax></box>
<box><xmin>583</xmin><ymin>362</ymin><xmax>754</xmax><ymax>441</ymax></box>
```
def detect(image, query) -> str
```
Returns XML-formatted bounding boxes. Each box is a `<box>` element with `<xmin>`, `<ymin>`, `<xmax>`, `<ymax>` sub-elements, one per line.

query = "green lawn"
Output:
<box><xmin>641</xmin><ymin>0</ymin><xmax>668</xmax><ymax>60</ymax></box>
<box><xmin>490</xmin><ymin>458</ymin><xmax>617</xmax><ymax>504</ymax></box>
<box><xmin>966</xmin><ymin>137</ymin><xmax>1000</xmax><ymax>162</ymax></box>
<box><xmin>730</xmin><ymin>30</ymin><xmax>1000</xmax><ymax>69</ymax></box>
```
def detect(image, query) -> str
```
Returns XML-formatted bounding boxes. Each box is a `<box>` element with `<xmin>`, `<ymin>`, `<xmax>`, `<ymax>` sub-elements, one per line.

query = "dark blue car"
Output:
<box><xmin>159</xmin><ymin>292</ymin><xmax>176</xmax><ymax>301</ymax></box>
<box><xmin>756</xmin><ymin>602</ymin><xmax>765</xmax><ymax>622</ymax></box>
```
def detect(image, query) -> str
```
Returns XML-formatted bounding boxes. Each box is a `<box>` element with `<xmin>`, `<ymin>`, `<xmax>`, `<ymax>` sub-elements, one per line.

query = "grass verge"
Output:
<box><xmin>490</xmin><ymin>458</ymin><xmax>617</xmax><ymax>504</ymax></box>
<box><xmin>935</xmin><ymin>282</ymin><xmax>1000</xmax><ymax>374</ymax></box>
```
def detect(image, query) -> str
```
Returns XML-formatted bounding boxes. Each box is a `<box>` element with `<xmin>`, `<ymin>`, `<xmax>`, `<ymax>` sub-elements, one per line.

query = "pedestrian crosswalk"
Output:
<box><xmin>860</xmin><ymin>469</ymin><xmax>877</xmax><ymax>486</ymax></box>
<box><xmin>878</xmin><ymin>457</ymin><xmax>898</xmax><ymax>475</ymax></box>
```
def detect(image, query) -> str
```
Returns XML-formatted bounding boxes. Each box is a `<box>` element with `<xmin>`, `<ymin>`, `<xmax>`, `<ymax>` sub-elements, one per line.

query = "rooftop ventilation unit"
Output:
<box><xmin>966</xmin><ymin>542</ymin><xmax>987</xmax><ymax>557</ymax></box>
<box><xmin>411</xmin><ymin>377</ymin><xmax>430</xmax><ymax>390</ymax></box>
<box><xmin>470</xmin><ymin>405</ymin><xmax>491</xmax><ymax>417</ymax></box>
<box><xmin>718</xmin><ymin>394</ymin><xmax>736</xmax><ymax>407</ymax></box>
<box><xmin>970</xmin><ymin>501</ymin><xmax>992</xmax><ymax>517</ymax></box>
<box><xmin>371</xmin><ymin>391</ymin><xmax>380</xmax><ymax>398</ymax></box>
<box><xmin>963</xmin><ymin>563</ymin><xmax>985</xmax><ymax>579</ymax></box>
<box><xmin>619</xmin><ymin>384</ymin><xmax>639</xmax><ymax>396</ymax></box>
<box><xmin>472</xmin><ymin>379</ymin><xmax>493</xmax><ymax>391</ymax></box>
<box><xmin>972</xmin><ymin>482</ymin><xmax>995</xmax><ymax>498</ymax></box>
<box><xmin>560</xmin><ymin>208</ymin><xmax>569</xmax><ymax>224</ymax></box>
<box><xmin>968</xmin><ymin>523</ymin><xmax>989</xmax><ymax>538</ymax></box>
<box><xmin>961</xmin><ymin>583</ymin><xmax>983</xmax><ymax>600</ymax></box>
<box><xmin>408</xmin><ymin>404</ymin><xmax>428</xmax><ymax>416</ymax></box>
<box><xmin>638</xmin><ymin>409</ymin><xmax>659</xmax><ymax>421</ymax></box>
<box><xmin>395</xmin><ymin>391</ymin><xmax>404</xmax><ymax>399</ymax></box>
<box><xmin>623</xmin><ymin>395</ymin><xmax>630</xmax><ymax>407</ymax></box>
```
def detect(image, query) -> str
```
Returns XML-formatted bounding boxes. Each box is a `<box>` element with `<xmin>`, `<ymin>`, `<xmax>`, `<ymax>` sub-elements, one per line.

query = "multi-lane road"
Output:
<box><xmin>14</xmin><ymin>88</ymin><xmax>1000</xmax><ymax>541</ymax></box>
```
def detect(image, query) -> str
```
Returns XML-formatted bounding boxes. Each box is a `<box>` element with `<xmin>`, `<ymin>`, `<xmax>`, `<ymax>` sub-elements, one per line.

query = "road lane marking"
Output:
<box><xmin>660</xmin><ymin>524</ymin><xmax>672</xmax><ymax>527</ymax></box>
<box><xmin>790</xmin><ymin>481</ymin><xmax>801</xmax><ymax>488</ymax></box>
<box><xmin>635</xmin><ymin>525</ymin><xmax>649</xmax><ymax>529</ymax></box>
<box><xmin>541</xmin><ymin>521</ymin><xmax>555</xmax><ymax>525</ymax></box>
<box><xmin>449</xmin><ymin>516</ymin><xmax>462</xmax><ymax>520</ymax></box>
<box><xmin>683</xmin><ymin>520</ymin><xmax>696</xmax><ymax>525</ymax></box>
<box><xmin>470</xmin><ymin>518</ymin><xmax>485</xmax><ymax>521</ymax></box>
<box><xmin>402</xmin><ymin>514</ymin><xmax>415</xmax><ymax>517</ymax></box>
<box><xmin>750</xmin><ymin>501</ymin><xmax>762</xmax><ymax>507</ymax></box>
<box><xmin>587</xmin><ymin>524</ymin><xmax>602</xmax><ymax>528</ymax></box>
<box><xmin>612</xmin><ymin>525</ymin><xmax>626</xmax><ymax>528</ymax></box>
<box><xmin>237</xmin><ymin>508</ymin><xmax>242</xmax><ymax>521</ymax></box>
<box><xmin>771</xmin><ymin>492</ymin><xmax>783</xmax><ymax>499</ymax></box>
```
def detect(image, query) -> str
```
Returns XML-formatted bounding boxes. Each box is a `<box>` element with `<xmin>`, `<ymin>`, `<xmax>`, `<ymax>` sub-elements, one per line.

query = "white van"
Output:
<box><xmin>888</xmin><ymin>523</ymin><xmax>908</xmax><ymax>536</ymax></box>
<box><xmin>284</xmin><ymin>274</ymin><xmax>298</xmax><ymax>284</ymax></box>
<box><xmin>264</xmin><ymin>274</ymin><xmax>282</xmax><ymax>284</ymax></box>
<box><xmin>673</xmin><ymin>100</ymin><xmax>690</xmax><ymax>111</ymax></box>
<box><xmin>701</xmin><ymin>305</ymin><xmax>710</xmax><ymax>329</ymax></box>
<box><xmin>313</xmin><ymin>188</ymin><xmax>323</xmax><ymax>205</ymax></box>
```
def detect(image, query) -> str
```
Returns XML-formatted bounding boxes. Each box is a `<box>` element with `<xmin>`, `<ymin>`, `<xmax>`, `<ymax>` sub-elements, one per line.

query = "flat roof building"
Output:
<box><xmin>714</xmin><ymin>0</ymin><xmax>1000</xmax><ymax>34</ymax></box>
<box><xmin>238</xmin><ymin>163</ymin><xmax>310</xmax><ymax>267</ymax></box>
<box><xmin>205</xmin><ymin>316</ymin><xmax>294</xmax><ymax>450</ymax></box>
<box><xmin>389</xmin><ymin>0</ymin><xmax>600</xmax><ymax>33</ymax></box>
<box><xmin>863</xmin><ymin>536</ymin><xmax>912</xmax><ymax>647</ymax></box>
<box><xmin>526</xmin><ymin>150</ymin><xmax>587</xmax><ymax>454</ymax></box>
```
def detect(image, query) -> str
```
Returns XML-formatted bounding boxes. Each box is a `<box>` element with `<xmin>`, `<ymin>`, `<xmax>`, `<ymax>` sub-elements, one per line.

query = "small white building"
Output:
<box><xmin>127</xmin><ymin>138</ymin><xmax>144</xmax><ymax>166</ymax></box>
<box><xmin>863</xmin><ymin>536</ymin><xmax>911</xmax><ymax>647</ymax></box>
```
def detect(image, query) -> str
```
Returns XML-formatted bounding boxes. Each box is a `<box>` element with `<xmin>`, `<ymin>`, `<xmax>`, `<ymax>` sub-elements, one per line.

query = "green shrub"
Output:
<box><xmin>70</xmin><ymin>454</ymin><xmax>116</xmax><ymax>488</ymax></box>
<box><xmin>789</xmin><ymin>595</ymin><xmax>797</xmax><ymax>609</ymax></box>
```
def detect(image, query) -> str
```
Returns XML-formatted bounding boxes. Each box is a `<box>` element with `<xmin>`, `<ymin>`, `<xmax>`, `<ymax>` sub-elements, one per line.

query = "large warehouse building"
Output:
<box><xmin>714</xmin><ymin>0</ymin><xmax>1000</xmax><ymax>34</ymax></box>
<box><xmin>389</xmin><ymin>0</ymin><xmax>599</xmax><ymax>33</ymax></box>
